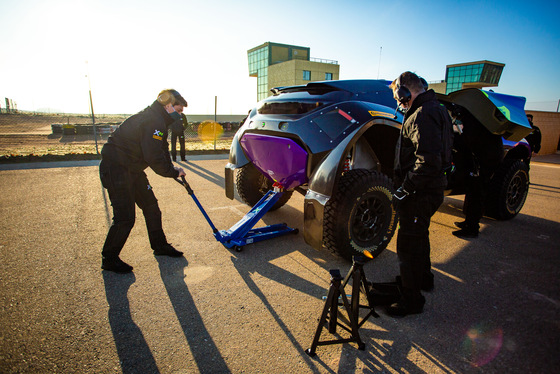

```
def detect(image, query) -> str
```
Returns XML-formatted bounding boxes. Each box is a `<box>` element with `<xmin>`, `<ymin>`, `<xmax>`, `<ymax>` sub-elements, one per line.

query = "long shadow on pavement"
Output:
<box><xmin>230</xmin><ymin>254</ymin><xmax>334</xmax><ymax>374</ymax></box>
<box><xmin>156</xmin><ymin>256</ymin><xmax>231</xmax><ymax>373</ymax></box>
<box><xmin>102</xmin><ymin>271</ymin><xmax>160</xmax><ymax>374</ymax></box>
<box><xmin>176</xmin><ymin>159</ymin><xmax>225</xmax><ymax>188</ymax></box>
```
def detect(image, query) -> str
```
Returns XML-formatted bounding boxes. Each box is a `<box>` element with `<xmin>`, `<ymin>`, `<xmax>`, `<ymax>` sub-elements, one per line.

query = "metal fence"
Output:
<box><xmin>0</xmin><ymin>112</ymin><xmax>243</xmax><ymax>159</ymax></box>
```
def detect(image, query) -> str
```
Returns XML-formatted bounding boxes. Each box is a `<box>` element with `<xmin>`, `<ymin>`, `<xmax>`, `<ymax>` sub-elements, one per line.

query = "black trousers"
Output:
<box><xmin>395</xmin><ymin>191</ymin><xmax>444</xmax><ymax>298</ymax></box>
<box><xmin>171</xmin><ymin>131</ymin><xmax>185</xmax><ymax>160</ymax></box>
<box><xmin>99</xmin><ymin>160</ymin><xmax>167</xmax><ymax>259</ymax></box>
<box><xmin>463</xmin><ymin>167</ymin><xmax>493</xmax><ymax>230</ymax></box>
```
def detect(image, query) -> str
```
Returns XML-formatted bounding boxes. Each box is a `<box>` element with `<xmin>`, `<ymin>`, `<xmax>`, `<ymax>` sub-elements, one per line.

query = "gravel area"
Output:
<box><xmin>0</xmin><ymin>113</ymin><xmax>232</xmax><ymax>161</ymax></box>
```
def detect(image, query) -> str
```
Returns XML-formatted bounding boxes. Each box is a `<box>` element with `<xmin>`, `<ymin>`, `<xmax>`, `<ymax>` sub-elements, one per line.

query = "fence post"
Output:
<box><xmin>86</xmin><ymin>62</ymin><xmax>99</xmax><ymax>154</ymax></box>
<box><xmin>214</xmin><ymin>96</ymin><xmax>217</xmax><ymax>150</ymax></box>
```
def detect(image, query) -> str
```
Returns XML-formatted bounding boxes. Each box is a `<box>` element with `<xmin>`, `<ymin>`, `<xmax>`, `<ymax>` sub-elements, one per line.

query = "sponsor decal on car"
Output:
<box><xmin>368</xmin><ymin>110</ymin><xmax>394</xmax><ymax>119</ymax></box>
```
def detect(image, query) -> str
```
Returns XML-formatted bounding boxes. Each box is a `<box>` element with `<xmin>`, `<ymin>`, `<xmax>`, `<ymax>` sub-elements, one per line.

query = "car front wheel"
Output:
<box><xmin>323</xmin><ymin>169</ymin><xmax>398</xmax><ymax>261</ymax></box>
<box><xmin>236</xmin><ymin>162</ymin><xmax>293</xmax><ymax>211</ymax></box>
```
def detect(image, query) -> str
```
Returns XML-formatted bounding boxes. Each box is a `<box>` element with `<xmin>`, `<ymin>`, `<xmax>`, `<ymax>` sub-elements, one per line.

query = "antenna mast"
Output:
<box><xmin>377</xmin><ymin>47</ymin><xmax>382</xmax><ymax>79</ymax></box>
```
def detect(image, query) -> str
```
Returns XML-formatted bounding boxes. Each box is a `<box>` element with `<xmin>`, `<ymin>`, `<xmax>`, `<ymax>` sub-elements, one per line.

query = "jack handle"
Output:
<box><xmin>175</xmin><ymin>176</ymin><xmax>194</xmax><ymax>195</ymax></box>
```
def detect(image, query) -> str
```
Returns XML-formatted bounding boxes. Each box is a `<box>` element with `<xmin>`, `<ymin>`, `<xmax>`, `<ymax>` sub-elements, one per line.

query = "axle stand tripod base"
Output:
<box><xmin>306</xmin><ymin>256</ymin><xmax>379</xmax><ymax>357</ymax></box>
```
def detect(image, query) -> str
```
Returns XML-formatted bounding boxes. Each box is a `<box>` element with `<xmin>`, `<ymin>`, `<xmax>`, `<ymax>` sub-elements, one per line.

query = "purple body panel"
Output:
<box><xmin>240</xmin><ymin>133</ymin><xmax>308</xmax><ymax>190</ymax></box>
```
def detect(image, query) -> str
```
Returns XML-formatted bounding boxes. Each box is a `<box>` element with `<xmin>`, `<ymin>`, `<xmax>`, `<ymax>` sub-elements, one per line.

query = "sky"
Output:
<box><xmin>1</xmin><ymin>0</ymin><xmax>559</xmax><ymax>115</ymax></box>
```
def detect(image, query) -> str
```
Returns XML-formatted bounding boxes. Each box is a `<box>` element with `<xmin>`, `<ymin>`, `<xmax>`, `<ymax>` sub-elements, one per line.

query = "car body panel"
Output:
<box><xmin>240</xmin><ymin>133</ymin><xmax>308</xmax><ymax>190</ymax></box>
<box><xmin>437</xmin><ymin>89</ymin><xmax>532</xmax><ymax>141</ymax></box>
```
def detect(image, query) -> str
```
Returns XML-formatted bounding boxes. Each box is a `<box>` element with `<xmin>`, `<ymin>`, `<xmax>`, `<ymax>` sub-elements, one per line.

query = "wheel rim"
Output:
<box><xmin>351</xmin><ymin>194</ymin><xmax>385</xmax><ymax>244</ymax></box>
<box><xmin>506</xmin><ymin>172</ymin><xmax>525</xmax><ymax>210</ymax></box>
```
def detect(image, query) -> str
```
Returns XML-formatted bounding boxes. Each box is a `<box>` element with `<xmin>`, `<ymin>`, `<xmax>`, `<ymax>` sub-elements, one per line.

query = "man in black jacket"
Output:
<box><xmin>452</xmin><ymin>112</ymin><xmax>503</xmax><ymax>238</ymax></box>
<box><xmin>99</xmin><ymin>89</ymin><xmax>187</xmax><ymax>274</ymax></box>
<box><xmin>170</xmin><ymin>98</ymin><xmax>188</xmax><ymax>161</ymax></box>
<box><xmin>389</xmin><ymin>72</ymin><xmax>453</xmax><ymax>316</ymax></box>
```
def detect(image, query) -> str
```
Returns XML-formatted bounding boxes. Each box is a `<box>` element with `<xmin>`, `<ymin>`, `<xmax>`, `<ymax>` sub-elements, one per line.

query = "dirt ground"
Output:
<box><xmin>0</xmin><ymin>113</ymin><xmax>231</xmax><ymax>162</ymax></box>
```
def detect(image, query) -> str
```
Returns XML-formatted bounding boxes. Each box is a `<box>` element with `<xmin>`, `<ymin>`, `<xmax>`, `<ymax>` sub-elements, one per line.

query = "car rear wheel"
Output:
<box><xmin>236</xmin><ymin>163</ymin><xmax>293</xmax><ymax>211</ymax></box>
<box><xmin>485</xmin><ymin>159</ymin><xmax>529</xmax><ymax>220</ymax></box>
<box><xmin>323</xmin><ymin>169</ymin><xmax>398</xmax><ymax>261</ymax></box>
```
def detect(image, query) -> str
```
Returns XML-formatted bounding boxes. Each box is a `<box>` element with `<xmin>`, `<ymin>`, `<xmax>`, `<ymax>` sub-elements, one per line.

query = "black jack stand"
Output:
<box><xmin>306</xmin><ymin>255</ymin><xmax>381</xmax><ymax>357</ymax></box>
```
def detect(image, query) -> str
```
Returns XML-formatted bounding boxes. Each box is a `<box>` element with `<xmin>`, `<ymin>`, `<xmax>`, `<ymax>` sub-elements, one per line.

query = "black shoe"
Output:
<box><xmin>386</xmin><ymin>295</ymin><xmax>425</xmax><ymax>317</ymax></box>
<box><xmin>369</xmin><ymin>290</ymin><xmax>402</xmax><ymax>306</ymax></box>
<box><xmin>395</xmin><ymin>275</ymin><xmax>434</xmax><ymax>292</ymax></box>
<box><xmin>154</xmin><ymin>243</ymin><xmax>183</xmax><ymax>257</ymax></box>
<box><xmin>364</xmin><ymin>281</ymin><xmax>402</xmax><ymax>306</ymax></box>
<box><xmin>102</xmin><ymin>257</ymin><xmax>133</xmax><ymax>274</ymax></box>
<box><xmin>454</xmin><ymin>221</ymin><xmax>467</xmax><ymax>229</ymax></box>
<box><xmin>452</xmin><ymin>228</ymin><xmax>479</xmax><ymax>238</ymax></box>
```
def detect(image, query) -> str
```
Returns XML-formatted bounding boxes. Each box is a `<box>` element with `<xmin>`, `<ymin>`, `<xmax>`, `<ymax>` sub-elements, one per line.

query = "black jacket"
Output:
<box><xmin>394</xmin><ymin>90</ymin><xmax>453</xmax><ymax>192</ymax></box>
<box><xmin>462</xmin><ymin>111</ymin><xmax>503</xmax><ymax>173</ymax></box>
<box><xmin>170</xmin><ymin>112</ymin><xmax>186</xmax><ymax>135</ymax></box>
<box><xmin>101</xmin><ymin>101</ymin><xmax>178</xmax><ymax>178</ymax></box>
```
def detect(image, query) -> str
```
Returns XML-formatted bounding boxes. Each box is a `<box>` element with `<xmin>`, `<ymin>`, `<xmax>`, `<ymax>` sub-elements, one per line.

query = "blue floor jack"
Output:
<box><xmin>175</xmin><ymin>176</ymin><xmax>298</xmax><ymax>251</ymax></box>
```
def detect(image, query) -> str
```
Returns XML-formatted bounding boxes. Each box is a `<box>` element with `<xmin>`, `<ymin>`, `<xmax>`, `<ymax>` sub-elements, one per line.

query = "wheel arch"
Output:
<box><xmin>225</xmin><ymin>131</ymin><xmax>250</xmax><ymax>200</ymax></box>
<box><xmin>303</xmin><ymin>119</ymin><xmax>400</xmax><ymax>250</ymax></box>
<box><xmin>503</xmin><ymin>141</ymin><xmax>532</xmax><ymax>164</ymax></box>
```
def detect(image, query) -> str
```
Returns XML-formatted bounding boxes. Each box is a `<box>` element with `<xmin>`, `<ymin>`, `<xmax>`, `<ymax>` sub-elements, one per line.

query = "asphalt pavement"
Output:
<box><xmin>0</xmin><ymin>154</ymin><xmax>559</xmax><ymax>373</ymax></box>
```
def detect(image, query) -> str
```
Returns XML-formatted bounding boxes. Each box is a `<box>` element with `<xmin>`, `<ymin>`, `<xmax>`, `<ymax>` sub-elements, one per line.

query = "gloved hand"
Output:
<box><xmin>175</xmin><ymin>166</ymin><xmax>186</xmax><ymax>177</ymax></box>
<box><xmin>393</xmin><ymin>186</ymin><xmax>410</xmax><ymax>201</ymax></box>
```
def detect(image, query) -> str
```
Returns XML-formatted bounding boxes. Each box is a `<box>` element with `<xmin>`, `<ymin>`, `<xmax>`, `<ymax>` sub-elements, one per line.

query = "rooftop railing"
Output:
<box><xmin>310</xmin><ymin>57</ymin><xmax>339</xmax><ymax>65</ymax></box>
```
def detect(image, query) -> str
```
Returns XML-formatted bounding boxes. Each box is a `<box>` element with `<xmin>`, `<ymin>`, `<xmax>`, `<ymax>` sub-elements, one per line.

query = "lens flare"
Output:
<box><xmin>462</xmin><ymin>322</ymin><xmax>503</xmax><ymax>367</ymax></box>
<box><xmin>197</xmin><ymin>121</ymin><xmax>223</xmax><ymax>144</ymax></box>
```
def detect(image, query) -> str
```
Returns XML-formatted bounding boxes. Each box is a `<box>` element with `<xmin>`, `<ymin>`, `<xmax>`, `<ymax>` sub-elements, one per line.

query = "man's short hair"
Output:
<box><xmin>170</xmin><ymin>90</ymin><xmax>188</xmax><ymax>106</ymax></box>
<box><xmin>393</xmin><ymin>71</ymin><xmax>425</xmax><ymax>93</ymax></box>
<box><xmin>157</xmin><ymin>89</ymin><xmax>177</xmax><ymax>106</ymax></box>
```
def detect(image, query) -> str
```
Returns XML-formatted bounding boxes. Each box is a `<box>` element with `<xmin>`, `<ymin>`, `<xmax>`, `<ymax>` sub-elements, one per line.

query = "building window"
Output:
<box><xmin>325</xmin><ymin>72</ymin><xmax>333</xmax><ymax>80</ymax></box>
<box><xmin>303</xmin><ymin>70</ymin><xmax>311</xmax><ymax>81</ymax></box>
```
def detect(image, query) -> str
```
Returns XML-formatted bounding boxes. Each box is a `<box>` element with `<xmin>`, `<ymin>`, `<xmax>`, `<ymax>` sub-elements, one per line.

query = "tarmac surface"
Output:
<box><xmin>0</xmin><ymin>154</ymin><xmax>559</xmax><ymax>373</ymax></box>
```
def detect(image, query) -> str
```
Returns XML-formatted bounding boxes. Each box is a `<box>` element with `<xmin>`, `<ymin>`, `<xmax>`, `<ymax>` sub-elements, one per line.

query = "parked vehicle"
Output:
<box><xmin>224</xmin><ymin>80</ymin><xmax>533</xmax><ymax>260</ymax></box>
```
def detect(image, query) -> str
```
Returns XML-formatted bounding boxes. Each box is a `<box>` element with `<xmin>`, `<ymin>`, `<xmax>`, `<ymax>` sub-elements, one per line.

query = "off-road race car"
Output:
<box><xmin>224</xmin><ymin>80</ymin><xmax>533</xmax><ymax>260</ymax></box>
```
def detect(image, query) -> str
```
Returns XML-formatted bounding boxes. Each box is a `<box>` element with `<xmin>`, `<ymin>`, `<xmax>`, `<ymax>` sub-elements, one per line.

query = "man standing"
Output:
<box><xmin>390</xmin><ymin>72</ymin><xmax>453</xmax><ymax>316</ymax></box>
<box><xmin>524</xmin><ymin>114</ymin><xmax>542</xmax><ymax>154</ymax></box>
<box><xmin>452</xmin><ymin>112</ymin><xmax>503</xmax><ymax>238</ymax></box>
<box><xmin>170</xmin><ymin>98</ymin><xmax>188</xmax><ymax>161</ymax></box>
<box><xmin>99</xmin><ymin>89</ymin><xmax>187</xmax><ymax>274</ymax></box>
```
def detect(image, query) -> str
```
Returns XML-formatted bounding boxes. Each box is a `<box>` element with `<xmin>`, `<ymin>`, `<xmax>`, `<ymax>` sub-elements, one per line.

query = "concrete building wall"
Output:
<box><xmin>526</xmin><ymin>111</ymin><xmax>560</xmax><ymax>155</ymax></box>
<box><xmin>268</xmin><ymin>59</ymin><xmax>340</xmax><ymax>92</ymax></box>
<box><xmin>429</xmin><ymin>81</ymin><xmax>447</xmax><ymax>94</ymax></box>
<box><xmin>268</xmin><ymin>60</ymin><xmax>297</xmax><ymax>89</ymax></box>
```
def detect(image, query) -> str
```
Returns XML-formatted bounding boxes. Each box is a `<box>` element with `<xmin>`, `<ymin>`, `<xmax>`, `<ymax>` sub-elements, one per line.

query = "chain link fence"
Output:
<box><xmin>0</xmin><ymin>111</ymin><xmax>244</xmax><ymax>160</ymax></box>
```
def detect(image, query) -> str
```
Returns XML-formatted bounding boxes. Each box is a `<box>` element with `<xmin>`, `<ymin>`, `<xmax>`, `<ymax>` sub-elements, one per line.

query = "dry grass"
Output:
<box><xmin>0</xmin><ymin>113</ymin><xmax>232</xmax><ymax>162</ymax></box>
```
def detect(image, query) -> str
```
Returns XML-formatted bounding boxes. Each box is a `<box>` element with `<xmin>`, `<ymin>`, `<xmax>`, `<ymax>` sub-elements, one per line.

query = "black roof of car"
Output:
<box><xmin>270</xmin><ymin>79</ymin><xmax>398</xmax><ymax>110</ymax></box>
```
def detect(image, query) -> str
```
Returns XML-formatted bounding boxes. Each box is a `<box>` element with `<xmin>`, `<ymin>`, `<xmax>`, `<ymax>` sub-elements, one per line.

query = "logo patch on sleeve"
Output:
<box><xmin>153</xmin><ymin>130</ymin><xmax>164</xmax><ymax>141</ymax></box>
